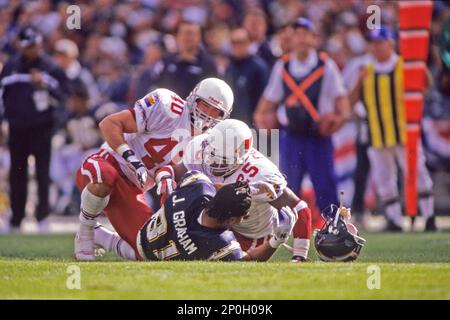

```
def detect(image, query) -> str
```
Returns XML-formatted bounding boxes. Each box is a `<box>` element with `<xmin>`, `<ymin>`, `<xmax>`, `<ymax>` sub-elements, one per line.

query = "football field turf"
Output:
<box><xmin>0</xmin><ymin>232</ymin><xmax>449</xmax><ymax>299</ymax></box>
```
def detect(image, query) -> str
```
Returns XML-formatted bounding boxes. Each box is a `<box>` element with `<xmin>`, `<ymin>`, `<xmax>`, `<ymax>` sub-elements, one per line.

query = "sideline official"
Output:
<box><xmin>0</xmin><ymin>27</ymin><xmax>68</xmax><ymax>232</ymax></box>
<box><xmin>254</xmin><ymin>17</ymin><xmax>350</xmax><ymax>211</ymax></box>
<box><xmin>349</xmin><ymin>27</ymin><xmax>435</xmax><ymax>231</ymax></box>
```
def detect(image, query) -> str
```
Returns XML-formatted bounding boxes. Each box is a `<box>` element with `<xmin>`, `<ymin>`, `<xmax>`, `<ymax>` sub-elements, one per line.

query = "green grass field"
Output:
<box><xmin>1</xmin><ymin>232</ymin><xmax>449</xmax><ymax>299</ymax></box>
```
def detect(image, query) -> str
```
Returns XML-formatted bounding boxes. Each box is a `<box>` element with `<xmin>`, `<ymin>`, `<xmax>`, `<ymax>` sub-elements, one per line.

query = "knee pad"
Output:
<box><xmin>81</xmin><ymin>187</ymin><xmax>110</xmax><ymax>216</ymax></box>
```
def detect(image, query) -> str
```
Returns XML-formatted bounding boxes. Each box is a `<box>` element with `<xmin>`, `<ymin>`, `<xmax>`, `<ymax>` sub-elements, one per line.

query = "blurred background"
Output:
<box><xmin>0</xmin><ymin>0</ymin><xmax>449</xmax><ymax>233</ymax></box>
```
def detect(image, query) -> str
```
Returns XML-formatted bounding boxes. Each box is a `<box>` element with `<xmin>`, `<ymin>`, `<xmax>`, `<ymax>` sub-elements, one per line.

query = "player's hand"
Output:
<box><xmin>155</xmin><ymin>166</ymin><xmax>176</xmax><ymax>206</ymax></box>
<box><xmin>249</xmin><ymin>181</ymin><xmax>277</xmax><ymax>201</ymax></box>
<box><xmin>156</xmin><ymin>176</ymin><xmax>176</xmax><ymax>196</ymax></box>
<box><xmin>253</xmin><ymin>110</ymin><xmax>278</xmax><ymax>129</ymax></box>
<box><xmin>269</xmin><ymin>206</ymin><xmax>297</xmax><ymax>248</ymax></box>
<box><xmin>318</xmin><ymin>113</ymin><xmax>345</xmax><ymax>136</ymax></box>
<box><xmin>122</xmin><ymin>149</ymin><xmax>148</xmax><ymax>188</ymax></box>
<box><xmin>31</xmin><ymin>69</ymin><xmax>46</xmax><ymax>88</ymax></box>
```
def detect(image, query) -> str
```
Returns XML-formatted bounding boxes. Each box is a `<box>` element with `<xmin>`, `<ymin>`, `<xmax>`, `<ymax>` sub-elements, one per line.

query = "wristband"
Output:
<box><xmin>116</xmin><ymin>143</ymin><xmax>132</xmax><ymax>157</ymax></box>
<box><xmin>269</xmin><ymin>237</ymin><xmax>282</xmax><ymax>249</ymax></box>
<box><xmin>293</xmin><ymin>200</ymin><xmax>308</xmax><ymax>215</ymax></box>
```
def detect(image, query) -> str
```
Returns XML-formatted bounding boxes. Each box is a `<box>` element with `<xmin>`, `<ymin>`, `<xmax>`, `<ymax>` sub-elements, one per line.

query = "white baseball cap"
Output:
<box><xmin>54</xmin><ymin>39</ymin><xmax>79</xmax><ymax>59</ymax></box>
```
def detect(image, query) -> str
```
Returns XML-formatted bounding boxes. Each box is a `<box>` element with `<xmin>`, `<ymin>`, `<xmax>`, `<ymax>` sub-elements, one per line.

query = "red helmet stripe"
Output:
<box><xmin>244</xmin><ymin>138</ymin><xmax>251</xmax><ymax>151</ymax></box>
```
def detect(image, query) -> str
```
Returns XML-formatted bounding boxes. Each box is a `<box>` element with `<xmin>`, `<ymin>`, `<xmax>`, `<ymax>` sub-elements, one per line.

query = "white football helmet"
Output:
<box><xmin>201</xmin><ymin>119</ymin><xmax>253</xmax><ymax>177</ymax></box>
<box><xmin>186</xmin><ymin>78</ymin><xmax>234</xmax><ymax>131</ymax></box>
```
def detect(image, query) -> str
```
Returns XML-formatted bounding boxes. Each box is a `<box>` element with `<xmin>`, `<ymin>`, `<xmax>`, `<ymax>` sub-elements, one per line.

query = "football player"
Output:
<box><xmin>94</xmin><ymin>171</ymin><xmax>297</xmax><ymax>261</ymax></box>
<box><xmin>74</xmin><ymin>78</ymin><xmax>234</xmax><ymax>260</ymax></box>
<box><xmin>155</xmin><ymin>119</ymin><xmax>313</xmax><ymax>262</ymax></box>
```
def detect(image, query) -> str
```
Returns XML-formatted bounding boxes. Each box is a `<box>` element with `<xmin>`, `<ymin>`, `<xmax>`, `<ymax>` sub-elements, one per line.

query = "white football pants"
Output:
<box><xmin>367</xmin><ymin>143</ymin><xmax>434</xmax><ymax>225</ymax></box>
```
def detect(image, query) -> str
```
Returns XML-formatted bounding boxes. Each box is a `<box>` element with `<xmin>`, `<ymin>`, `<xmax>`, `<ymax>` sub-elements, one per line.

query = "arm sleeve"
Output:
<box><xmin>262</xmin><ymin>60</ymin><xmax>284</xmax><ymax>103</ymax></box>
<box><xmin>342</xmin><ymin>58</ymin><xmax>361</xmax><ymax>91</ymax></box>
<box><xmin>323</xmin><ymin>59</ymin><xmax>347</xmax><ymax>100</ymax></box>
<box><xmin>47</xmin><ymin>64</ymin><xmax>69</xmax><ymax>103</ymax></box>
<box><xmin>254</xmin><ymin>170</ymin><xmax>288</xmax><ymax>202</ymax></box>
<box><xmin>133</xmin><ymin>89</ymin><xmax>181</xmax><ymax>133</ymax></box>
<box><xmin>252</xmin><ymin>59</ymin><xmax>270</xmax><ymax>108</ymax></box>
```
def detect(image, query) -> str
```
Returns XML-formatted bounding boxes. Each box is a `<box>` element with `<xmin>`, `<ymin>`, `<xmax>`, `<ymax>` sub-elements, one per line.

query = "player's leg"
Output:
<box><xmin>8</xmin><ymin>127</ymin><xmax>29</xmax><ymax>230</ymax></box>
<box><xmin>306</xmin><ymin>136</ymin><xmax>339</xmax><ymax>211</ymax></box>
<box><xmin>31</xmin><ymin>126</ymin><xmax>52</xmax><ymax>225</ymax></box>
<box><xmin>303</xmin><ymin>136</ymin><xmax>338</xmax><ymax>257</ymax></box>
<box><xmin>75</xmin><ymin>155</ymin><xmax>118</xmax><ymax>260</ymax></box>
<box><xmin>291</xmin><ymin>201</ymin><xmax>312</xmax><ymax>261</ymax></box>
<box><xmin>94</xmin><ymin>224</ymin><xmax>137</xmax><ymax>260</ymax></box>
<box><xmin>279</xmin><ymin>129</ymin><xmax>305</xmax><ymax>197</ymax></box>
<box><xmin>280</xmin><ymin>130</ymin><xmax>311</xmax><ymax>261</ymax></box>
<box><xmin>102</xmin><ymin>176</ymin><xmax>153</xmax><ymax>254</ymax></box>
<box><xmin>367</xmin><ymin>146</ymin><xmax>402</xmax><ymax>230</ymax></box>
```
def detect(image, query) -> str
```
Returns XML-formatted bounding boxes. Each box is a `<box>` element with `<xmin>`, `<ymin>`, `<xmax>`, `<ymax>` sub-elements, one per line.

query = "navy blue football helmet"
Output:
<box><xmin>314</xmin><ymin>204</ymin><xmax>366</xmax><ymax>262</ymax></box>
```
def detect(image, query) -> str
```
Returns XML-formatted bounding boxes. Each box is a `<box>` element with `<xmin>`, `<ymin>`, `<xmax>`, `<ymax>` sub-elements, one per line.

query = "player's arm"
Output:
<box><xmin>335</xmin><ymin>95</ymin><xmax>351</xmax><ymax>122</ymax></box>
<box><xmin>99</xmin><ymin>110</ymin><xmax>148</xmax><ymax>188</ymax></box>
<box><xmin>269</xmin><ymin>187</ymin><xmax>300</xmax><ymax>210</ymax></box>
<box><xmin>99</xmin><ymin>109</ymin><xmax>137</xmax><ymax>150</ymax></box>
<box><xmin>253</xmin><ymin>61</ymin><xmax>284</xmax><ymax>129</ymax></box>
<box><xmin>348</xmin><ymin>67</ymin><xmax>366</xmax><ymax>108</ymax></box>
<box><xmin>242</xmin><ymin>206</ymin><xmax>297</xmax><ymax>261</ymax></box>
<box><xmin>253</xmin><ymin>97</ymin><xmax>279</xmax><ymax>129</ymax></box>
<box><xmin>155</xmin><ymin>134</ymin><xmax>205</xmax><ymax>197</ymax></box>
<box><xmin>270</xmin><ymin>187</ymin><xmax>311</xmax><ymax>259</ymax></box>
<box><xmin>242</xmin><ymin>241</ymin><xmax>277</xmax><ymax>261</ymax></box>
<box><xmin>218</xmin><ymin>241</ymin><xmax>276</xmax><ymax>262</ymax></box>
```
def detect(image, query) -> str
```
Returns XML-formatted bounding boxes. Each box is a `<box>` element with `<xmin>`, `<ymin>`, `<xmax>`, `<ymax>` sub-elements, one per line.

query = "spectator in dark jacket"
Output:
<box><xmin>225</xmin><ymin>28</ymin><xmax>269</xmax><ymax>126</ymax></box>
<box><xmin>243</xmin><ymin>8</ymin><xmax>277</xmax><ymax>68</ymax></box>
<box><xmin>0</xmin><ymin>27</ymin><xmax>68</xmax><ymax>233</ymax></box>
<box><xmin>157</xmin><ymin>21</ymin><xmax>217</xmax><ymax>98</ymax></box>
<box><xmin>134</xmin><ymin>41</ymin><xmax>165</xmax><ymax>100</ymax></box>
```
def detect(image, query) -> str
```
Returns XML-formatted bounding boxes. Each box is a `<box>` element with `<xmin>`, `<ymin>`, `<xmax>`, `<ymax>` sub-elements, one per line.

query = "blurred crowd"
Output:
<box><xmin>0</xmin><ymin>0</ymin><xmax>449</xmax><ymax>231</ymax></box>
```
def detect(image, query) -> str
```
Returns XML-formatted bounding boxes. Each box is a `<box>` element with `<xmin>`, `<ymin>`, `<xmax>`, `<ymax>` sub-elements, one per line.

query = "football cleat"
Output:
<box><xmin>383</xmin><ymin>219</ymin><xmax>403</xmax><ymax>232</ymax></box>
<box><xmin>290</xmin><ymin>255</ymin><xmax>309</xmax><ymax>263</ymax></box>
<box><xmin>74</xmin><ymin>230</ymin><xmax>95</xmax><ymax>261</ymax></box>
<box><xmin>425</xmin><ymin>217</ymin><xmax>437</xmax><ymax>232</ymax></box>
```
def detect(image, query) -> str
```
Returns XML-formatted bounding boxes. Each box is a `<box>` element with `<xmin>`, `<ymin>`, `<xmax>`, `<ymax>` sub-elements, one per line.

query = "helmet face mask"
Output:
<box><xmin>314</xmin><ymin>204</ymin><xmax>366</xmax><ymax>262</ymax></box>
<box><xmin>191</xmin><ymin>99</ymin><xmax>225</xmax><ymax>132</ymax></box>
<box><xmin>201</xmin><ymin>141</ymin><xmax>246</xmax><ymax>177</ymax></box>
<box><xmin>186</xmin><ymin>78</ymin><xmax>234</xmax><ymax>132</ymax></box>
<box><xmin>200</xmin><ymin>119</ymin><xmax>253</xmax><ymax>177</ymax></box>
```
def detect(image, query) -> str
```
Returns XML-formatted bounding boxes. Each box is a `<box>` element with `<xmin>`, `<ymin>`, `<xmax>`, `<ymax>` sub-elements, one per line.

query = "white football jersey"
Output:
<box><xmin>183</xmin><ymin>134</ymin><xmax>287</xmax><ymax>239</ymax></box>
<box><xmin>104</xmin><ymin>88</ymin><xmax>192</xmax><ymax>191</ymax></box>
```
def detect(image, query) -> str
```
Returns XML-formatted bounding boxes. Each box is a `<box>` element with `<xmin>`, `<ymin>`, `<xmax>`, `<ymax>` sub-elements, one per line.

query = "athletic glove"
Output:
<box><xmin>116</xmin><ymin>144</ymin><xmax>148</xmax><ymax>189</ymax></box>
<box><xmin>155</xmin><ymin>166</ymin><xmax>176</xmax><ymax>205</ymax></box>
<box><xmin>269</xmin><ymin>206</ymin><xmax>297</xmax><ymax>248</ymax></box>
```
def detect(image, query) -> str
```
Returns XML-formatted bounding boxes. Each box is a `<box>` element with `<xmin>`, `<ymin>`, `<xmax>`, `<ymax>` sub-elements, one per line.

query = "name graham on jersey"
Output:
<box><xmin>172</xmin><ymin>195</ymin><xmax>198</xmax><ymax>255</ymax></box>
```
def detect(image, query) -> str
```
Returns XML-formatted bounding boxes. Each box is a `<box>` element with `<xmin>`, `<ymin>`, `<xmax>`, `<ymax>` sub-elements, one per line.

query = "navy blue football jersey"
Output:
<box><xmin>137</xmin><ymin>171</ymin><xmax>245</xmax><ymax>261</ymax></box>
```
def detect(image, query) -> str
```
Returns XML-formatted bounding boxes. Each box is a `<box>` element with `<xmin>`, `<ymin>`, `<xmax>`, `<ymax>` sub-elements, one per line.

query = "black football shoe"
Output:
<box><xmin>425</xmin><ymin>217</ymin><xmax>438</xmax><ymax>232</ymax></box>
<box><xmin>290</xmin><ymin>255</ymin><xmax>309</xmax><ymax>263</ymax></box>
<box><xmin>383</xmin><ymin>219</ymin><xmax>403</xmax><ymax>232</ymax></box>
